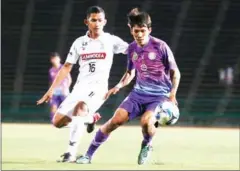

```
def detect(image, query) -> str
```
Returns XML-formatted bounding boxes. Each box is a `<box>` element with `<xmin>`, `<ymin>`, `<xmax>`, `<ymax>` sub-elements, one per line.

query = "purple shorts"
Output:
<box><xmin>119</xmin><ymin>91</ymin><xmax>169</xmax><ymax>120</ymax></box>
<box><xmin>50</xmin><ymin>95</ymin><xmax>66</xmax><ymax>107</ymax></box>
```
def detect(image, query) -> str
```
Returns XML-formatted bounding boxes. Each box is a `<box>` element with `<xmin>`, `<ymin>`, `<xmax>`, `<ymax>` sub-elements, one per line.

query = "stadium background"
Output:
<box><xmin>2</xmin><ymin>0</ymin><xmax>239</xmax><ymax>126</ymax></box>
<box><xmin>2</xmin><ymin>0</ymin><xmax>240</xmax><ymax>170</ymax></box>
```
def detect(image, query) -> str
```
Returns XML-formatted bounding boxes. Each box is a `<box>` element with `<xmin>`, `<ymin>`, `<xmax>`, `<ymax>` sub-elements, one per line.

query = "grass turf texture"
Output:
<box><xmin>2</xmin><ymin>123</ymin><xmax>239</xmax><ymax>170</ymax></box>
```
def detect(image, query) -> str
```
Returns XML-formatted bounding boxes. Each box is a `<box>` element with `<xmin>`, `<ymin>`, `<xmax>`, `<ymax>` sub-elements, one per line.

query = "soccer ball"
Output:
<box><xmin>155</xmin><ymin>101</ymin><xmax>180</xmax><ymax>126</ymax></box>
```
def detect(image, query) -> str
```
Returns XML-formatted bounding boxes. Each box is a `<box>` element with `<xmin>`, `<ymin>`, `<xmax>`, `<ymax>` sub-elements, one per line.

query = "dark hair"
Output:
<box><xmin>86</xmin><ymin>6</ymin><xmax>105</xmax><ymax>18</ymax></box>
<box><xmin>127</xmin><ymin>8</ymin><xmax>151</xmax><ymax>28</ymax></box>
<box><xmin>49</xmin><ymin>52</ymin><xmax>60</xmax><ymax>58</ymax></box>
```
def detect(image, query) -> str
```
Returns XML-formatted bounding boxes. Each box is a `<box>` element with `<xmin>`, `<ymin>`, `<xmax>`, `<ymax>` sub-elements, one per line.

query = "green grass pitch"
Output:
<box><xmin>2</xmin><ymin>123</ymin><xmax>239</xmax><ymax>170</ymax></box>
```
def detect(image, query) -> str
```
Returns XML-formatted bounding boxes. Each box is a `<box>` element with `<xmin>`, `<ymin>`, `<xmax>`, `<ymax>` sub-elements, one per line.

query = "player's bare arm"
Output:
<box><xmin>37</xmin><ymin>62</ymin><xmax>73</xmax><ymax>105</ymax></box>
<box><xmin>116</xmin><ymin>69</ymin><xmax>136</xmax><ymax>89</ymax></box>
<box><xmin>48</xmin><ymin>62</ymin><xmax>73</xmax><ymax>91</ymax></box>
<box><xmin>104</xmin><ymin>69</ymin><xmax>135</xmax><ymax>99</ymax></box>
<box><xmin>169</xmin><ymin>67</ymin><xmax>181</xmax><ymax>104</ymax></box>
<box><xmin>164</xmin><ymin>42</ymin><xmax>181</xmax><ymax>105</ymax></box>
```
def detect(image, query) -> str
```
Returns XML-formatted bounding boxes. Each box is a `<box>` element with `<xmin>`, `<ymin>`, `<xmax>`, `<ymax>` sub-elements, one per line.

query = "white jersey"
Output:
<box><xmin>66</xmin><ymin>32</ymin><xmax>128</xmax><ymax>89</ymax></box>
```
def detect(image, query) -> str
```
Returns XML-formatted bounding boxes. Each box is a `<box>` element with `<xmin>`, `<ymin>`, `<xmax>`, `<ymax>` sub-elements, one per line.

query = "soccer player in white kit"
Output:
<box><xmin>37</xmin><ymin>6</ymin><xmax>128</xmax><ymax>162</ymax></box>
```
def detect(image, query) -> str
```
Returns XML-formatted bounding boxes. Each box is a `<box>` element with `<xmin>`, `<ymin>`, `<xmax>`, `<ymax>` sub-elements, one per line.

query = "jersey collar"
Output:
<box><xmin>135</xmin><ymin>36</ymin><xmax>152</xmax><ymax>51</ymax></box>
<box><xmin>84</xmin><ymin>31</ymin><xmax>106</xmax><ymax>42</ymax></box>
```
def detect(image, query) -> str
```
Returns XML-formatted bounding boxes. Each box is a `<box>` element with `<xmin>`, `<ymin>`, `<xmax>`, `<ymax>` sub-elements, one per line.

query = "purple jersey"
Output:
<box><xmin>127</xmin><ymin>36</ymin><xmax>178</xmax><ymax>96</ymax></box>
<box><xmin>49</xmin><ymin>65</ymin><xmax>70</xmax><ymax>95</ymax></box>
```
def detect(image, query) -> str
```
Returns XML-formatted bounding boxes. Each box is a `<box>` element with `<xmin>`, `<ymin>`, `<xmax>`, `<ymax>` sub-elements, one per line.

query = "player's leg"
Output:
<box><xmin>51</xmin><ymin>90</ymin><xmax>87</xmax><ymax>162</ymax></box>
<box><xmin>76</xmin><ymin>107</ymin><xmax>129</xmax><ymax>164</ymax></box>
<box><xmin>52</xmin><ymin>112</ymin><xmax>72</xmax><ymax>128</ymax></box>
<box><xmin>60</xmin><ymin>101</ymin><xmax>91</xmax><ymax>162</ymax></box>
<box><xmin>52</xmin><ymin>89</ymin><xmax>100</xmax><ymax>128</ymax></box>
<box><xmin>57</xmin><ymin>101</ymin><xmax>93</xmax><ymax>162</ymax></box>
<box><xmin>58</xmin><ymin>89</ymin><xmax>104</xmax><ymax>162</ymax></box>
<box><xmin>85</xmin><ymin>104</ymin><xmax>101</xmax><ymax>133</ymax></box>
<box><xmin>50</xmin><ymin>105</ymin><xmax>57</xmax><ymax>122</ymax></box>
<box><xmin>76</xmin><ymin>93</ymin><xmax>141</xmax><ymax>164</ymax></box>
<box><xmin>138</xmin><ymin>110</ymin><xmax>156</xmax><ymax>165</ymax></box>
<box><xmin>137</xmin><ymin>98</ymin><xmax>181</xmax><ymax>165</ymax></box>
<box><xmin>57</xmin><ymin>95</ymin><xmax>73</xmax><ymax>128</ymax></box>
<box><xmin>51</xmin><ymin>93</ymin><xmax>74</xmax><ymax>128</ymax></box>
<box><xmin>49</xmin><ymin>95</ymin><xmax>59</xmax><ymax>122</ymax></box>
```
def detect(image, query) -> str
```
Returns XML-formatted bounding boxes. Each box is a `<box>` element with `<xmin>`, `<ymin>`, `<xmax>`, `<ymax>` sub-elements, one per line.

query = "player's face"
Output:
<box><xmin>50</xmin><ymin>56</ymin><xmax>61</xmax><ymax>66</ymax></box>
<box><xmin>85</xmin><ymin>13</ymin><xmax>106</xmax><ymax>36</ymax></box>
<box><xmin>131</xmin><ymin>25</ymin><xmax>151</xmax><ymax>47</ymax></box>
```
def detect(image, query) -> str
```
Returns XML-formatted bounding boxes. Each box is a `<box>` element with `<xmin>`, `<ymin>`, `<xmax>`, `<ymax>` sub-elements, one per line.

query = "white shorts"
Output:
<box><xmin>56</xmin><ymin>84</ymin><xmax>107</xmax><ymax>118</ymax></box>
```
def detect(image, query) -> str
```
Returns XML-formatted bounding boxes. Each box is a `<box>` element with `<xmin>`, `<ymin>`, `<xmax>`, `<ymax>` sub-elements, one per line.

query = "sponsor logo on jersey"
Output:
<box><xmin>132</xmin><ymin>52</ymin><xmax>138</xmax><ymax>60</ymax></box>
<box><xmin>81</xmin><ymin>52</ymin><xmax>106</xmax><ymax>60</ymax></box>
<box><xmin>81</xmin><ymin>42</ymin><xmax>88</xmax><ymax>50</ymax></box>
<box><xmin>82</xmin><ymin>42</ymin><xmax>88</xmax><ymax>46</ymax></box>
<box><xmin>148</xmin><ymin>52</ymin><xmax>156</xmax><ymax>60</ymax></box>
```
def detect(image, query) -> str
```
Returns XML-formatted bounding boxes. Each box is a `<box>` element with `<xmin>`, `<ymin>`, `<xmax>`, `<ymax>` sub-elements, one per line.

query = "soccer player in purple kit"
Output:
<box><xmin>76</xmin><ymin>8</ymin><xmax>181</xmax><ymax>165</ymax></box>
<box><xmin>48</xmin><ymin>52</ymin><xmax>72</xmax><ymax>121</ymax></box>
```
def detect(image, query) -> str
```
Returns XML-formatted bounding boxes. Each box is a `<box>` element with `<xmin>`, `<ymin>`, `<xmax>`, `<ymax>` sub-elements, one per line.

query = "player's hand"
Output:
<box><xmin>37</xmin><ymin>90</ymin><xmax>53</xmax><ymax>105</ymax></box>
<box><xmin>104</xmin><ymin>87</ymin><xmax>120</xmax><ymax>100</ymax></box>
<box><xmin>169</xmin><ymin>93</ymin><xmax>178</xmax><ymax>106</ymax></box>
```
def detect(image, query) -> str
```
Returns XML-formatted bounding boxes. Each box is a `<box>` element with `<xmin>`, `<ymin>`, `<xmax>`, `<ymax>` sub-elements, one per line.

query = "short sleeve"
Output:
<box><xmin>163</xmin><ymin>43</ymin><xmax>178</xmax><ymax>70</ymax></box>
<box><xmin>65</xmin><ymin>40</ymin><xmax>79</xmax><ymax>64</ymax></box>
<box><xmin>48</xmin><ymin>69</ymin><xmax>52</xmax><ymax>82</ymax></box>
<box><xmin>127</xmin><ymin>48</ymin><xmax>135</xmax><ymax>71</ymax></box>
<box><xmin>112</xmin><ymin>35</ymin><xmax>128</xmax><ymax>54</ymax></box>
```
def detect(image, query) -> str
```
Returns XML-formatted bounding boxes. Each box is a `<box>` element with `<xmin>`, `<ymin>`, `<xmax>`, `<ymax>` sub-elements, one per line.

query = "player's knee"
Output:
<box><xmin>52</xmin><ymin>118</ymin><xmax>65</xmax><ymax>128</ymax></box>
<box><xmin>73</xmin><ymin>101</ymin><xmax>89</xmax><ymax>116</ymax></box>
<box><xmin>52</xmin><ymin>114</ymin><xmax>71</xmax><ymax>128</ymax></box>
<box><xmin>103</xmin><ymin>109</ymin><xmax>128</xmax><ymax>133</ymax></box>
<box><xmin>106</xmin><ymin>117</ymin><xmax>124</xmax><ymax>132</ymax></box>
<box><xmin>140</xmin><ymin>113</ymin><xmax>154</xmax><ymax>127</ymax></box>
<box><xmin>52</xmin><ymin>121</ymin><xmax>63</xmax><ymax>128</ymax></box>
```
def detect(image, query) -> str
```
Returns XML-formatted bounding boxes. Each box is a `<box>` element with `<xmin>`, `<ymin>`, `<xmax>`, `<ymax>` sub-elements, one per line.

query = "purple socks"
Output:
<box><xmin>142</xmin><ymin>133</ymin><xmax>153</xmax><ymax>147</ymax></box>
<box><xmin>86</xmin><ymin>129</ymin><xmax>109</xmax><ymax>159</ymax></box>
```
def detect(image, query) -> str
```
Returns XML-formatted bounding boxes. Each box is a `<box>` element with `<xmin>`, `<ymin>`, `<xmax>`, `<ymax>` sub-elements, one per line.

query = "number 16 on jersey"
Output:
<box><xmin>89</xmin><ymin>62</ymin><xmax>96</xmax><ymax>72</ymax></box>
